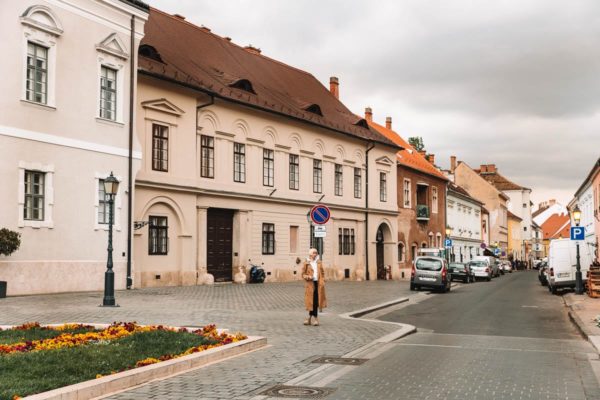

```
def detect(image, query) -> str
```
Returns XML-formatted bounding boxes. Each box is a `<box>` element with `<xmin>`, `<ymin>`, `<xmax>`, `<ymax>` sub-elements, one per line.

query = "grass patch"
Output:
<box><xmin>0</xmin><ymin>330</ymin><xmax>218</xmax><ymax>399</ymax></box>
<box><xmin>0</xmin><ymin>326</ymin><xmax>96</xmax><ymax>345</ymax></box>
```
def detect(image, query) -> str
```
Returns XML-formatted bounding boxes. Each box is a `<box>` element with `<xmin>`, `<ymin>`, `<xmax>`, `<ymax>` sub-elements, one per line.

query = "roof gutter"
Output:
<box><xmin>138</xmin><ymin>69</ymin><xmax>400</xmax><ymax>150</ymax></box>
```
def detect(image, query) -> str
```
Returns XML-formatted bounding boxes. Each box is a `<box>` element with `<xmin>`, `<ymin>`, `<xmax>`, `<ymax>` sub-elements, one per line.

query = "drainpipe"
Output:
<box><xmin>365</xmin><ymin>141</ymin><xmax>375</xmax><ymax>281</ymax></box>
<box><xmin>126</xmin><ymin>15</ymin><xmax>135</xmax><ymax>289</ymax></box>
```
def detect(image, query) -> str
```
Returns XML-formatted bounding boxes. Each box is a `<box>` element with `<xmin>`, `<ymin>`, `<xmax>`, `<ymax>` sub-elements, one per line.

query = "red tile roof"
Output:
<box><xmin>475</xmin><ymin>168</ymin><xmax>530</xmax><ymax>191</ymax></box>
<box><xmin>541</xmin><ymin>213</ymin><xmax>570</xmax><ymax>240</ymax></box>
<box><xmin>139</xmin><ymin>8</ymin><xmax>399</xmax><ymax>148</ymax></box>
<box><xmin>368</xmin><ymin>120</ymin><xmax>448</xmax><ymax>181</ymax></box>
<box><xmin>448</xmin><ymin>182</ymin><xmax>484</xmax><ymax>205</ymax></box>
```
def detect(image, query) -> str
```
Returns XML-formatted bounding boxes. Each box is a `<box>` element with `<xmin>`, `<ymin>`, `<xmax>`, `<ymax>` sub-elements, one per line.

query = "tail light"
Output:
<box><xmin>550</xmin><ymin>268</ymin><xmax>554</xmax><ymax>277</ymax></box>
<box><xmin>485</xmin><ymin>267</ymin><xmax>490</xmax><ymax>273</ymax></box>
<box><xmin>411</xmin><ymin>263</ymin><xmax>416</xmax><ymax>278</ymax></box>
<box><xmin>442</xmin><ymin>267</ymin><xmax>447</xmax><ymax>280</ymax></box>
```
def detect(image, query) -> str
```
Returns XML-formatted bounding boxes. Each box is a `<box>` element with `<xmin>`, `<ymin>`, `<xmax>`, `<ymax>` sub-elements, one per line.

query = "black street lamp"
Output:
<box><xmin>102</xmin><ymin>172</ymin><xmax>120</xmax><ymax>307</ymax></box>
<box><xmin>572</xmin><ymin>204</ymin><xmax>584</xmax><ymax>295</ymax></box>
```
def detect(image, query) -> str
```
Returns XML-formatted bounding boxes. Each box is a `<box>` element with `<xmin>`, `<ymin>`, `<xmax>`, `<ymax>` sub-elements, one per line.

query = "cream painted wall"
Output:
<box><xmin>0</xmin><ymin>0</ymin><xmax>147</xmax><ymax>295</ymax></box>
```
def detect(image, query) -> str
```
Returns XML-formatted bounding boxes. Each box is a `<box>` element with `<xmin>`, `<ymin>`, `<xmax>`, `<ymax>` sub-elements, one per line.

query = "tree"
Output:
<box><xmin>0</xmin><ymin>228</ymin><xmax>21</xmax><ymax>256</ymax></box>
<box><xmin>408</xmin><ymin>136</ymin><xmax>425</xmax><ymax>151</ymax></box>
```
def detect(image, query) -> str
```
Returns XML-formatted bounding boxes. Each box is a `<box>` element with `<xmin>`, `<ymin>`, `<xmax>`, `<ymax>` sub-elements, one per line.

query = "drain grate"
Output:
<box><xmin>311</xmin><ymin>356</ymin><xmax>368</xmax><ymax>366</ymax></box>
<box><xmin>259</xmin><ymin>385</ymin><xmax>335</xmax><ymax>399</ymax></box>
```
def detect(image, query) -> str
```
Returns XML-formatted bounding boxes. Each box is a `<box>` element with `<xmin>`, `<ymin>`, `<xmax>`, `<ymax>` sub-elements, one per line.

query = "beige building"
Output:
<box><xmin>132</xmin><ymin>9</ymin><xmax>400</xmax><ymax>287</ymax></box>
<box><xmin>454</xmin><ymin>162</ymin><xmax>509</xmax><ymax>254</ymax></box>
<box><xmin>0</xmin><ymin>0</ymin><xmax>148</xmax><ymax>295</ymax></box>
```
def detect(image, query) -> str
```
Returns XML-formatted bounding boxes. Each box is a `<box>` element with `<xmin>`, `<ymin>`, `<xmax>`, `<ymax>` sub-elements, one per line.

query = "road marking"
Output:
<box><xmin>394</xmin><ymin>342</ymin><xmax>591</xmax><ymax>355</ymax></box>
<box><xmin>522</xmin><ymin>305</ymin><xmax>539</xmax><ymax>308</ymax></box>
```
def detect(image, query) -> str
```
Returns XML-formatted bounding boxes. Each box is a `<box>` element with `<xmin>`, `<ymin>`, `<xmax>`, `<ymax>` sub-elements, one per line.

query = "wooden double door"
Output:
<box><xmin>206</xmin><ymin>208</ymin><xmax>234</xmax><ymax>282</ymax></box>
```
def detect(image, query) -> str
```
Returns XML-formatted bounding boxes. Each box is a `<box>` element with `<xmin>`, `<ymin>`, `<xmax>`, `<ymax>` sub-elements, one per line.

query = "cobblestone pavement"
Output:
<box><xmin>0</xmin><ymin>280</ymin><xmax>412</xmax><ymax>399</ymax></box>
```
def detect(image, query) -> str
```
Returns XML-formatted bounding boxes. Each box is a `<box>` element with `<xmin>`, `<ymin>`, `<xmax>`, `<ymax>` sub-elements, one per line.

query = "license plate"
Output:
<box><xmin>557</xmin><ymin>272</ymin><xmax>570</xmax><ymax>278</ymax></box>
<box><xmin>420</xmin><ymin>277</ymin><xmax>436</xmax><ymax>281</ymax></box>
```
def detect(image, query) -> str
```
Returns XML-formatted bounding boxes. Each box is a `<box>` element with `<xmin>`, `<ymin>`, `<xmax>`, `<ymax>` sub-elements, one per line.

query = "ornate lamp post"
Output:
<box><xmin>572</xmin><ymin>205</ymin><xmax>583</xmax><ymax>295</ymax></box>
<box><xmin>102</xmin><ymin>172</ymin><xmax>120</xmax><ymax>307</ymax></box>
<box><xmin>445</xmin><ymin>226</ymin><xmax>453</xmax><ymax>262</ymax></box>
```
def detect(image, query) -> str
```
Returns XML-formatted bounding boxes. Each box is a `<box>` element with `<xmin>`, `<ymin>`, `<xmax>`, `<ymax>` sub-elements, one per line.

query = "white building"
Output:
<box><xmin>568</xmin><ymin>178</ymin><xmax>596</xmax><ymax>258</ymax></box>
<box><xmin>447</xmin><ymin>182</ymin><xmax>484</xmax><ymax>262</ymax></box>
<box><xmin>533</xmin><ymin>199</ymin><xmax>568</xmax><ymax>226</ymax></box>
<box><xmin>0</xmin><ymin>0</ymin><xmax>149</xmax><ymax>295</ymax></box>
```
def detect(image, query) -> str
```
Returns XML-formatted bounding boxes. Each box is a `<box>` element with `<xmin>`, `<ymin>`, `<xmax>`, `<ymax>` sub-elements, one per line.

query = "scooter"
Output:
<box><xmin>249</xmin><ymin>260</ymin><xmax>266</xmax><ymax>283</ymax></box>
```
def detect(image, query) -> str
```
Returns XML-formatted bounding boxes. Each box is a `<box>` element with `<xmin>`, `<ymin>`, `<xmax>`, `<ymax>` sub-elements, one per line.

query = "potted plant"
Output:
<box><xmin>0</xmin><ymin>228</ymin><xmax>21</xmax><ymax>298</ymax></box>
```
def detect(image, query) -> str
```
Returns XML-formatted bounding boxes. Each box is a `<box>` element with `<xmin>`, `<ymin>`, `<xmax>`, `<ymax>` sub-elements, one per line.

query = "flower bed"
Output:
<box><xmin>0</xmin><ymin>322</ymin><xmax>246</xmax><ymax>400</ymax></box>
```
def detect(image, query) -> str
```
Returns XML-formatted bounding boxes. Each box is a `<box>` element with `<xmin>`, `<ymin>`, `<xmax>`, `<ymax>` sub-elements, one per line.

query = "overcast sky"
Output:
<box><xmin>150</xmin><ymin>0</ymin><xmax>599</xmax><ymax>208</ymax></box>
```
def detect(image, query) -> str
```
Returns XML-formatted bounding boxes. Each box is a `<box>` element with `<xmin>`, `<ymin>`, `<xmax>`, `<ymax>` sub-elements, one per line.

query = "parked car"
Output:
<box><xmin>538</xmin><ymin>261</ymin><xmax>548</xmax><ymax>286</ymax></box>
<box><xmin>410</xmin><ymin>256</ymin><xmax>451</xmax><ymax>292</ymax></box>
<box><xmin>449</xmin><ymin>262</ymin><xmax>474</xmax><ymax>283</ymax></box>
<box><xmin>496</xmin><ymin>260</ymin><xmax>505</xmax><ymax>275</ymax></box>
<box><xmin>473</xmin><ymin>256</ymin><xmax>500</xmax><ymax>278</ymax></box>
<box><xmin>547</xmin><ymin>238</ymin><xmax>593</xmax><ymax>294</ymax></box>
<box><xmin>500</xmin><ymin>261</ymin><xmax>512</xmax><ymax>273</ymax></box>
<box><xmin>468</xmin><ymin>260</ymin><xmax>492</xmax><ymax>281</ymax></box>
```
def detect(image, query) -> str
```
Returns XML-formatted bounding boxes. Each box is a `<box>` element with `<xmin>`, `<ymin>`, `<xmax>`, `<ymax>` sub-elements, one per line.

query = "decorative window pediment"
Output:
<box><xmin>21</xmin><ymin>5</ymin><xmax>63</xmax><ymax>36</ymax></box>
<box><xmin>96</xmin><ymin>33</ymin><xmax>129</xmax><ymax>60</ymax></box>
<box><xmin>375</xmin><ymin>155</ymin><xmax>393</xmax><ymax>166</ymax></box>
<box><xmin>142</xmin><ymin>98</ymin><xmax>185</xmax><ymax>116</ymax></box>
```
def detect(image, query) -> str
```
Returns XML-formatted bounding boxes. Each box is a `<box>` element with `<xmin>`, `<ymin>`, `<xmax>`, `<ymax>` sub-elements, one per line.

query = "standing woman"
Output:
<box><xmin>302</xmin><ymin>248</ymin><xmax>327</xmax><ymax>326</ymax></box>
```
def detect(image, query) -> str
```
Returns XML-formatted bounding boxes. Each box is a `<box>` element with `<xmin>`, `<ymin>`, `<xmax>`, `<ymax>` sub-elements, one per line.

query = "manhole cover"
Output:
<box><xmin>260</xmin><ymin>385</ymin><xmax>335</xmax><ymax>398</ymax></box>
<box><xmin>311</xmin><ymin>356</ymin><xmax>368</xmax><ymax>366</ymax></box>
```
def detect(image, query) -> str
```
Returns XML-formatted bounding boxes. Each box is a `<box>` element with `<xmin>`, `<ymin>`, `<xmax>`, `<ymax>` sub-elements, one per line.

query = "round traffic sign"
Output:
<box><xmin>310</xmin><ymin>204</ymin><xmax>331</xmax><ymax>225</ymax></box>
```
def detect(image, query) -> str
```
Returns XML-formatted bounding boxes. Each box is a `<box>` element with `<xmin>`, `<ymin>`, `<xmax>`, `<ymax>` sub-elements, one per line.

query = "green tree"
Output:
<box><xmin>408</xmin><ymin>136</ymin><xmax>425</xmax><ymax>151</ymax></box>
<box><xmin>0</xmin><ymin>228</ymin><xmax>21</xmax><ymax>256</ymax></box>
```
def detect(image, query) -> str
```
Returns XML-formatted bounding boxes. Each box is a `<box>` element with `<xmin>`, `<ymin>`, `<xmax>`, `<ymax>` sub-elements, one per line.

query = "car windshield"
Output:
<box><xmin>449</xmin><ymin>263</ymin><xmax>464</xmax><ymax>269</ymax></box>
<box><xmin>468</xmin><ymin>261</ymin><xmax>487</xmax><ymax>268</ymax></box>
<box><xmin>416</xmin><ymin>258</ymin><xmax>443</xmax><ymax>271</ymax></box>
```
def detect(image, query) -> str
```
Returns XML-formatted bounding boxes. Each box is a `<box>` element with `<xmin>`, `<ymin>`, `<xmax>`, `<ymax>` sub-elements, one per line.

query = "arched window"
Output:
<box><xmin>411</xmin><ymin>243</ymin><xmax>418</xmax><ymax>261</ymax></box>
<box><xmin>436</xmin><ymin>233</ymin><xmax>442</xmax><ymax>248</ymax></box>
<box><xmin>428</xmin><ymin>233</ymin><xmax>434</xmax><ymax>247</ymax></box>
<box><xmin>398</xmin><ymin>242</ymin><xmax>405</xmax><ymax>262</ymax></box>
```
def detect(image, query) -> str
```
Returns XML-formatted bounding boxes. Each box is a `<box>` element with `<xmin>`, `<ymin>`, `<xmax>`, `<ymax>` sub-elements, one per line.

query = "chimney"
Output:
<box><xmin>418</xmin><ymin>150</ymin><xmax>426</xmax><ymax>157</ymax></box>
<box><xmin>480</xmin><ymin>164</ymin><xmax>487</xmax><ymax>173</ymax></box>
<box><xmin>549</xmin><ymin>199</ymin><xmax>556</xmax><ymax>205</ymax></box>
<box><xmin>385</xmin><ymin>117</ymin><xmax>392</xmax><ymax>130</ymax></box>
<box><xmin>450</xmin><ymin>155</ymin><xmax>457</xmax><ymax>173</ymax></box>
<box><xmin>173</xmin><ymin>14</ymin><xmax>186</xmax><ymax>20</ymax></box>
<box><xmin>428</xmin><ymin>154</ymin><xmax>435</xmax><ymax>165</ymax></box>
<box><xmin>365</xmin><ymin>107</ymin><xmax>373</xmax><ymax>122</ymax></box>
<box><xmin>329</xmin><ymin>76</ymin><xmax>339</xmax><ymax>99</ymax></box>
<box><xmin>488</xmin><ymin>164</ymin><xmax>496</xmax><ymax>173</ymax></box>
<box><xmin>244</xmin><ymin>45</ymin><xmax>261</xmax><ymax>55</ymax></box>
<box><xmin>200</xmin><ymin>25</ymin><xmax>211</xmax><ymax>32</ymax></box>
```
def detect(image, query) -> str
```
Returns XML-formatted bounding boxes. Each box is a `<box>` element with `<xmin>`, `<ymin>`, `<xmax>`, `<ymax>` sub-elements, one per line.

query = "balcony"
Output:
<box><xmin>416</xmin><ymin>204</ymin><xmax>430</xmax><ymax>221</ymax></box>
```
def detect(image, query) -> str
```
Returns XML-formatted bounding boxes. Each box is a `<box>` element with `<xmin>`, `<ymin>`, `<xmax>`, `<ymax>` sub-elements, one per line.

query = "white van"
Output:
<box><xmin>547</xmin><ymin>238</ymin><xmax>593</xmax><ymax>294</ymax></box>
<box><xmin>472</xmin><ymin>256</ymin><xmax>500</xmax><ymax>277</ymax></box>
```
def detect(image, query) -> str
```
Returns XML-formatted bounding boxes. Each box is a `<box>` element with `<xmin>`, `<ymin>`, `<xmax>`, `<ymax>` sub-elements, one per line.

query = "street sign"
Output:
<box><xmin>310</xmin><ymin>204</ymin><xmax>331</xmax><ymax>225</ymax></box>
<box><xmin>570</xmin><ymin>226</ymin><xmax>585</xmax><ymax>241</ymax></box>
<box><xmin>314</xmin><ymin>226</ymin><xmax>326</xmax><ymax>232</ymax></box>
<box><xmin>480</xmin><ymin>243</ymin><xmax>487</xmax><ymax>249</ymax></box>
<box><xmin>444</xmin><ymin>238</ymin><xmax>452</xmax><ymax>248</ymax></box>
<box><xmin>314</xmin><ymin>231</ymin><xmax>326</xmax><ymax>238</ymax></box>
<box><xmin>494</xmin><ymin>248</ymin><xmax>501</xmax><ymax>256</ymax></box>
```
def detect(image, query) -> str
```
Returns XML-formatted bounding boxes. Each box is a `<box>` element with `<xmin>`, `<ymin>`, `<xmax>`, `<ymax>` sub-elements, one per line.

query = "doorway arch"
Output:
<box><xmin>375</xmin><ymin>222</ymin><xmax>392</xmax><ymax>280</ymax></box>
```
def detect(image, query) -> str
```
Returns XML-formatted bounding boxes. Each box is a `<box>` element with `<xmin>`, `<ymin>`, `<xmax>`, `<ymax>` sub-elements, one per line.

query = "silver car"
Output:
<box><xmin>410</xmin><ymin>256</ymin><xmax>451</xmax><ymax>292</ymax></box>
<box><xmin>468</xmin><ymin>260</ymin><xmax>492</xmax><ymax>281</ymax></box>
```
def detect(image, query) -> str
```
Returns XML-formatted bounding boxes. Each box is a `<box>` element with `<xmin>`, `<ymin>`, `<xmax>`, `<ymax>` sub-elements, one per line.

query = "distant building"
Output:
<box><xmin>446</xmin><ymin>182</ymin><xmax>484</xmax><ymax>262</ymax></box>
<box><xmin>541</xmin><ymin>213</ymin><xmax>570</xmax><ymax>256</ymax></box>
<box><xmin>531</xmin><ymin>221</ymin><xmax>544</xmax><ymax>259</ymax></box>
<box><xmin>507</xmin><ymin>211</ymin><xmax>523</xmax><ymax>261</ymax></box>
<box><xmin>533</xmin><ymin>199</ymin><xmax>567</xmax><ymax>226</ymax></box>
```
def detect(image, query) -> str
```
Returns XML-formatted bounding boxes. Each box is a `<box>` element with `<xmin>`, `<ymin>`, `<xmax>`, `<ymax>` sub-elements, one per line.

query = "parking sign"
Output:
<box><xmin>570</xmin><ymin>226</ymin><xmax>585</xmax><ymax>241</ymax></box>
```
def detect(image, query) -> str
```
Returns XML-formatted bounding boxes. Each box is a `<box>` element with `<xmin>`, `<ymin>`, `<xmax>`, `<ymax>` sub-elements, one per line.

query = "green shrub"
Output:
<box><xmin>0</xmin><ymin>228</ymin><xmax>21</xmax><ymax>256</ymax></box>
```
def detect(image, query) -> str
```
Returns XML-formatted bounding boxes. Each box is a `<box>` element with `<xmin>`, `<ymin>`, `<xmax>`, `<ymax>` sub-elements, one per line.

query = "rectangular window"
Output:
<box><xmin>335</xmin><ymin>164</ymin><xmax>343</xmax><ymax>196</ymax></box>
<box><xmin>24</xmin><ymin>170</ymin><xmax>45</xmax><ymax>221</ymax></box>
<box><xmin>152</xmin><ymin>124</ymin><xmax>169</xmax><ymax>172</ymax></box>
<box><xmin>201</xmin><ymin>135</ymin><xmax>214</xmax><ymax>178</ymax></box>
<box><xmin>148</xmin><ymin>216</ymin><xmax>168</xmax><ymax>255</ymax></box>
<box><xmin>263</xmin><ymin>149</ymin><xmax>274</xmax><ymax>187</ymax></box>
<box><xmin>313</xmin><ymin>159</ymin><xmax>322</xmax><ymax>193</ymax></box>
<box><xmin>338</xmin><ymin>228</ymin><xmax>343</xmax><ymax>255</ymax></box>
<box><xmin>403</xmin><ymin>179</ymin><xmax>411</xmax><ymax>208</ymax></box>
<box><xmin>26</xmin><ymin>42</ymin><xmax>48</xmax><ymax>104</ymax></box>
<box><xmin>98</xmin><ymin>179</ymin><xmax>109</xmax><ymax>224</ymax></box>
<box><xmin>523</xmin><ymin>203</ymin><xmax>527</xmax><ymax>208</ymax></box>
<box><xmin>380</xmin><ymin>172</ymin><xmax>387</xmax><ymax>202</ymax></box>
<box><xmin>290</xmin><ymin>226</ymin><xmax>299</xmax><ymax>253</ymax></box>
<box><xmin>432</xmin><ymin>187</ymin><xmax>438</xmax><ymax>213</ymax></box>
<box><xmin>343</xmin><ymin>228</ymin><xmax>350</xmax><ymax>255</ymax></box>
<box><xmin>354</xmin><ymin>168</ymin><xmax>362</xmax><ymax>198</ymax></box>
<box><xmin>289</xmin><ymin>154</ymin><xmax>299</xmax><ymax>190</ymax></box>
<box><xmin>99</xmin><ymin>66</ymin><xmax>117</xmax><ymax>120</ymax></box>
<box><xmin>350</xmin><ymin>228</ymin><xmax>355</xmax><ymax>255</ymax></box>
<box><xmin>233</xmin><ymin>142</ymin><xmax>246</xmax><ymax>183</ymax></box>
<box><xmin>262</xmin><ymin>223</ymin><xmax>275</xmax><ymax>255</ymax></box>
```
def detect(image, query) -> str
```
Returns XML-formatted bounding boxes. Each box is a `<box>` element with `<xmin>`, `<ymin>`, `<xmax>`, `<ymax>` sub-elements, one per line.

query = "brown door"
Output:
<box><xmin>376</xmin><ymin>227</ymin><xmax>385</xmax><ymax>280</ymax></box>
<box><xmin>207</xmin><ymin>209</ymin><xmax>234</xmax><ymax>282</ymax></box>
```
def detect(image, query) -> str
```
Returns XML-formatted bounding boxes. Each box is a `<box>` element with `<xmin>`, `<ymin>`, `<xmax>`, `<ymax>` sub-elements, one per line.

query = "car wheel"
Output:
<box><xmin>447</xmin><ymin>283</ymin><xmax>451</xmax><ymax>292</ymax></box>
<box><xmin>550</xmin><ymin>285</ymin><xmax>557</xmax><ymax>295</ymax></box>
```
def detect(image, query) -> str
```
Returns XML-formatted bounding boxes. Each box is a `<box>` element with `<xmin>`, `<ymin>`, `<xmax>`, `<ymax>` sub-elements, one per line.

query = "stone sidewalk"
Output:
<box><xmin>0</xmin><ymin>281</ymin><xmax>413</xmax><ymax>399</ymax></box>
<box><xmin>563</xmin><ymin>293</ymin><xmax>600</xmax><ymax>354</ymax></box>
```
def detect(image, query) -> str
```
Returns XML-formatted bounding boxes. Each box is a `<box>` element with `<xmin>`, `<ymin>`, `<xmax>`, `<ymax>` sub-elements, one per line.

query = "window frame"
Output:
<box><xmin>263</xmin><ymin>149</ymin><xmax>274</xmax><ymax>187</ymax></box>
<box><xmin>432</xmin><ymin>186</ymin><xmax>438</xmax><ymax>213</ymax></box>
<box><xmin>99</xmin><ymin>65</ymin><xmax>117</xmax><ymax>121</ymax></box>
<box><xmin>380</xmin><ymin>172</ymin><xmax>387</xmax><ymax>202</ymax></box>
<box><xmin>24</xmin><ymin>170</ymin><xmax>45</xmax><ymax>221</ymax></box>
<box><xmin>148</xmin><ymin>216</ymin><xmax>169</xmax><ymax>255</ymax></box>
<box><xmin>403</xmin><ymin>178</ymin><xmax>411</xmax><ymax>208</ymax></box>
<box><xmin>354</xmin><ymin>167</ymin><xmax>362</xmax><ymax>199</ymax></box>
<box><xmin>152</xmin><ymin>123</ymin><xmax>169</xmax><ymax>172</ymax></box>
<box><xmin>313</xmin><ymin>159</ymin><xmax>322</xmax><ymax>193</ymax></box>
<box><xmin>398</xmin><ymin>242</ymin><xmax>405</xmax><ymax>262</ymax></box>
<box><xmin>25</xmin><ymin>42</ymin><xmax>49</xmax><ymax>105</ymax></box>
<box><xmin>98</xmin><ymin>178</ymin><xmax>109</xmax><ymax>225</ymax></box>
<box><xmin>289</xmin><ymin>154</ymin><xmax>299</xmax><ymax>190</ymax></box>
<box><xmin>200</xmin><ymin>135</ymin><xmax>215</xmax><ymax>178</ymax></box>
<box><xmin>233</xmin><ymin>142</ymin><xmax>246</xmax><ymax>183</ymax></box>
<box><xmin>335</xmin><ymin>164</ymin><xmax>343</xmax><ymax>196</ymax></box>
<box><xmin>262</xmin><ymin>223</ymin><xmax>275</xmax><ymax>255</ymax></box>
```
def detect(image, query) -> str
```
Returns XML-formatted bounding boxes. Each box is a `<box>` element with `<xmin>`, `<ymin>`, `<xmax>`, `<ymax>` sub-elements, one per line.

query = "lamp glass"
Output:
<box><xmin>103</xmin><ymin>173</ymin><xmax>119</xmax><ymax>196</ymax></box>
<box><xmin>572</xmin><ymin>205</ymin><xmax>581</xmax><ymax>226</ymax></box>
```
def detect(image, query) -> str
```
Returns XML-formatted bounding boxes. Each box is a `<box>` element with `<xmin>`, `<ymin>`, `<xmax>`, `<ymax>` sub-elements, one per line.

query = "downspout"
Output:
<box><xmin>126</xmin><ymin>15</ymin><xmax>135</xmax><ymax>289</ymax></box>
<box><xmin>365</xmin><ymin>141</ymin><xmax>375</xmax><ymax>281</ymax></box>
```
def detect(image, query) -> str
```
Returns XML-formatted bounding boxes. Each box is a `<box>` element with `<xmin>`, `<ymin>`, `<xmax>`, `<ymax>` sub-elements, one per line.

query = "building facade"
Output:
<box><xmin>0</xmin><ymin>0</ymin><xmax>148</xmax><ymax>295</ymax></box>
<box><xmin>367</xmin><ymin>112</ymin><xmax>448</xmax><ymax>279</ymax></box>
<box><xmin>446</xmin><ymin>182</ymin><xmax>484</xmax><ymax>263</ymax></box>
<box><xmin>569</xmin><ymin>157</ymin><xmax>599</xmax><ymax>262</ymax></box>
<box><xmin>132</xmin><ymin>9</ymin><xmax>400</xmax><ymax>288</ymax></box>
<box><xmin>507</xmin><ymin>211</ymin><xmax>523</xmax><ymax>261</ymax></box>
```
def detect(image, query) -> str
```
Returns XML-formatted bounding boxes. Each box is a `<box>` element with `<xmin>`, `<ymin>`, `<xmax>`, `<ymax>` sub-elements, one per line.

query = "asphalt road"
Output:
<box><xmin>327</xmin><ymin>271</ymin><xmax>600</xmax><ymax>400</ymax></box>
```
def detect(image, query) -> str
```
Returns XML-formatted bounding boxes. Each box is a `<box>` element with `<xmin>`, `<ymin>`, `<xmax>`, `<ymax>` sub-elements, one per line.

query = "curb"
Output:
<box><xmin>563</xmin><ymin>297</ymin><xmax>600</xmax><ymax>355</ymax></box>
<box><xmin>22</xmin><ymin>336</ymin><xmax>267</xmax><ymax>400</ymax></box>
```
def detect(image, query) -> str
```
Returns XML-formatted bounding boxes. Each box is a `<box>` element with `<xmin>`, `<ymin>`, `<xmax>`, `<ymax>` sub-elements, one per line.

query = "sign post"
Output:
<box><xmin>571</xmin><ymin>226</ymin><xmax>585</xmax><ymax>294</ymax></box>
<box><xmin>309</xmin><ymin>204</ymin><xmax>331</xmax><ymax>260</ymax></box>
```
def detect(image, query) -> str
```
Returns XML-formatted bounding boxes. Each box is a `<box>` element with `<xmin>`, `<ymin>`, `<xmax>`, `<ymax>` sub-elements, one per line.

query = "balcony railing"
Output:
<box><xmin>416</xmin><ymin>204</ymin><xmax>430</xmax><ymax>221</ymax></box>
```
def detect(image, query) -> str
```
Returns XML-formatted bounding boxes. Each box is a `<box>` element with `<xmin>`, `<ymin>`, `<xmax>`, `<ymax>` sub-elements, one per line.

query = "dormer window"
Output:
<box><xmin>139</xmin><ymin>44</ymin><xmax>163</xmax><ymax>63</ymax></box>
<box><xmin>229</xmin><ymin>78</ymin><xmax>255</xmax><ymax>94</ymax></box>
<box><xmin>303</xmin><ymin>103</ymin><xmax>323</xmax><ymax>116</ymax></box>
<box><xmin>354</xmin><ymin>118</ymin><xmax>369</xmax><ymax>129</ymax></box>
